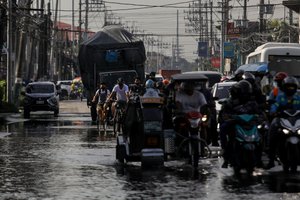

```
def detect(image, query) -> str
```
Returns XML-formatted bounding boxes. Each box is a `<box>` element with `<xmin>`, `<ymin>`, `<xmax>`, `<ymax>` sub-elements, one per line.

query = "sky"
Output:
<box><xmin>42</xmin><ymin>0</ymin><xmax>293</xmax><ymax>63</ymax></box>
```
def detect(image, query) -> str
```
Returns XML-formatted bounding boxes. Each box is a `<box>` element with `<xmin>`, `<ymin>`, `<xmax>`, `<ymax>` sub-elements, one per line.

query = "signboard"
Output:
<box><xmin>211</xmin><ymin>57</ymin><xmax>220</xmax><ymax>68</ymax></box>
<box><xmin>198</xmin><ymin>41</ymin><xmax>208</xmax><ymax>57</ymax></box>
<box><xmin>227</xmin><ymin>22</ymin><xmax>241</xmax><ymax>38</ymax></box>
<box><xmin>224</xmin><ymin>42</ymin><xmax>235</xmax><ymax>58</ymax></box>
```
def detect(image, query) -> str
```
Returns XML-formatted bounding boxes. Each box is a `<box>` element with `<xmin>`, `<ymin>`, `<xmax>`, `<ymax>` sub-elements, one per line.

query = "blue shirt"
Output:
<box><xmin>270</xmin><ymin>93</ymin><xmax>300</xmax><ymax>114</ymax></box>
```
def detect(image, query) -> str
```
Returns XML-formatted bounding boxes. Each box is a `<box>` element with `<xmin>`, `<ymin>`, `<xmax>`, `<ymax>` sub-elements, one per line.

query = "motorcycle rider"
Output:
<box><xmin>267</xmin><ymin>76</ymin><xmax>300</xmax><ymax>169</ymax></box>
<box><xmin>219</xmin><ymin>80</ymin><xmax>262</xmax><ymax>168</ymax></box>
<box><xmin>129</xmin><ymin>76</ymin><xmax>145</xmax><ymax>96</ymax></box>
<box><xmin>242</xmin><ymin>72</ymin><xmax>266</xmax><ymax>107</ymax></box>
<box><xmin>143</xmin><ymin>79</ymin><xmax>160</xmax><ymax>97</ymax></box>
<box><xmin>107</xmin><ymin>78</ymin><xmax>129</xmax><ymax>120</ymax></box>
<box><xmin>268</xmin><ymin>72</ymin><xmax>288</xmax><ymax>101</ymax></box>
<box><xmin>175</xmin><ymin>81</ymin><xmax>207</xmax><ymax>115</ymax></box>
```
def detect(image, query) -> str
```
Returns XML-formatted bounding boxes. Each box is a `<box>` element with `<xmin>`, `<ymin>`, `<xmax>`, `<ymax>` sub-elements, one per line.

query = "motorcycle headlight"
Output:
<box><xmin>257</xmin><ymin>125</ymin><xmax>262</xmax><ymax>129</ymax></box>
<box><xmin>283</xmin><ymin>129</ymin><xmax>290</xmax><ymax>135</ymax></box>
<box><xmin>297</xmin><ymin>130</ymin><xmax>300</xmax><ymax>135</ymax></box>
<box><xmin>202</xmin><ymin>115</ymin><xmax>208</xmax><ymax>122</ymax></box>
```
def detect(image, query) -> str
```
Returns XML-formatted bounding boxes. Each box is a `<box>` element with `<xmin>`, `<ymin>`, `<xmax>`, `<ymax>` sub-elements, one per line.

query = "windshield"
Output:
<box><xmin>214</xmin><ymin>85</ymin><xmax>231</xmax><ymax>99</ymax></box>
<box><xmin>26</xmin><ymin>84</ymin><xmax>54</xmax><ymax>94</ymax></box>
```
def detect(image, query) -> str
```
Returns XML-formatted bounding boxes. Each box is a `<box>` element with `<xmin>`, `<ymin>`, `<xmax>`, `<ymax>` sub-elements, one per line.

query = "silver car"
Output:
<box><xmin>23</xmin><ymin>81</ymin><xmax>60</xmax><ymax>118</ymax></box>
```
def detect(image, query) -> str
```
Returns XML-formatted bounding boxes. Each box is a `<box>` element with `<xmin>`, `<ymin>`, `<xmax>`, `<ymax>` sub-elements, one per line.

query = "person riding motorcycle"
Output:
<box><xmin>143</xmin><ymin>79</ymin><xmax>160</xmax><ymax>97</ymax></box>
<box><xmin>129</xmin><ymin>76</ymin><xmax>145</xmax><ymax>96</ymax></box>
<box><xmin>219</xmin><ymin>80</ymin><xmax>262</xmax><ymax>168</ymax></box>
<box><xmin>267</xmin><ymin>76</ymin><xmax>300</xmax><ymax>169</ymax></box>
<box><xmin>268</xmin><ymin>72</ymin><xmax>288</xmax><ymax>101</ymax></box>
<box><xmin>242</xmin><ymin>72</ymin><xmax>266</xmax><ymax>107</ymax></box>
<box><xmin>175</xmin><ymin>81</ymin><xmax>207</xmax><ymax>115</ymax></box>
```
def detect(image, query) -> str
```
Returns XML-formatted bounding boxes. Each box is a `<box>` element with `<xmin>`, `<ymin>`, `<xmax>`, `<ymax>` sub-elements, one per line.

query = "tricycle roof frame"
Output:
<box><xmin>171</xmin><ymin>73</ymin><xmax>208</xmax><ymax>82</ymax></box>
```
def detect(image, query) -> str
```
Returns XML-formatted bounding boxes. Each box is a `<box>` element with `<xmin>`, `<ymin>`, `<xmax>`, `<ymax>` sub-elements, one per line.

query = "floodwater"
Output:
<box><xmin>0</xmin><ymin>113</ymin><xmax>300</xmax><ymax>200</ymax></box>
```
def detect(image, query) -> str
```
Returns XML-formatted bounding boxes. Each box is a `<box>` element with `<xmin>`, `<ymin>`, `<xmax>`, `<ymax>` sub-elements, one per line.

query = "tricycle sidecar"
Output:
<box><xmin>116</xmin><ymin>96</ymin><xmax>165</xmax><ymax>167</ymax></box>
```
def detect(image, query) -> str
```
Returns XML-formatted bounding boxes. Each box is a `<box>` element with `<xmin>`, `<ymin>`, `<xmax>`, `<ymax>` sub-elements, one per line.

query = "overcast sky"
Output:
<box><xmin>50</xmin><ymin>0</ymin><xmax>292</xmax><ymax>62</ymax></box>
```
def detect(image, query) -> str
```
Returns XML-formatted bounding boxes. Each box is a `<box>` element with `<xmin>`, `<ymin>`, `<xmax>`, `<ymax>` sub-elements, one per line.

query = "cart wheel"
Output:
<box><xmin>116</xmin><ymin>145</ymin><xmax>126</xmax><ymax>164</ymax></box>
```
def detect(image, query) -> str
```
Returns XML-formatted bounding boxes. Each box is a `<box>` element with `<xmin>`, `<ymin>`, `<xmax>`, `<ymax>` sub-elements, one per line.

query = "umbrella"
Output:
<box><xmin>236</xmin><ymin>62</ymin><xmax>268</xmax><ymax>73</ymax></box>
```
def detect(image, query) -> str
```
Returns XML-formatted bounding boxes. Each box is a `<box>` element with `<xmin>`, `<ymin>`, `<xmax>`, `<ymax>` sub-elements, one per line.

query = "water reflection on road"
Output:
<box><xmin>0</xmin><ymin>116</ymin><xmax>300</xmax><ymax>199</ymax></box>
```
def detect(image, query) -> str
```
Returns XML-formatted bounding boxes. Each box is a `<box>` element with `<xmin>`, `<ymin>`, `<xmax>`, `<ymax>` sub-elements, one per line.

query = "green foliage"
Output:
<box><xmin>0</xmin><ymin>80</ymin><xmax>6</xmax><ymax>102</ymax></box>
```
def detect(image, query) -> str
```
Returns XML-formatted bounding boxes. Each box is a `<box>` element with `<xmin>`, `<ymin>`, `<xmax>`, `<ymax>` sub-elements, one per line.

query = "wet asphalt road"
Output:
<box><xmin>0</xmin><ymin>100</ymin><xmax>300</xmax><ymax>200</ymax></box>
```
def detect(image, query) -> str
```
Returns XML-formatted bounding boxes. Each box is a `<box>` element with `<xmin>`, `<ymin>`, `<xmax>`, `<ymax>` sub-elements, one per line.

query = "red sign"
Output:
<box><xmin>211</xmin><ymin>57</ymin><xmax>220</xmax><ymax>68</ymax></box>
<box><xmin>227</xmin><ymin>22</ymin><xmax>241</xmax><ymax>38</ymax></box>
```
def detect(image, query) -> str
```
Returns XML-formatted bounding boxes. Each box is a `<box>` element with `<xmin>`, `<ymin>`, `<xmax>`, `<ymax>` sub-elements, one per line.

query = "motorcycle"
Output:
<box><xmin>172</xmin><ymin>111</ymin><xmax>208</xmax><ymax>168</ymax></box>
<box><xmin>228</xmin><ymin>114</ymin><xmax>261</xmax><ymax>175</ymax></box>
<box><xmin>277</xmin><ymin>109</ymin><xmax>300</xmax><ymax>172</ymax></box>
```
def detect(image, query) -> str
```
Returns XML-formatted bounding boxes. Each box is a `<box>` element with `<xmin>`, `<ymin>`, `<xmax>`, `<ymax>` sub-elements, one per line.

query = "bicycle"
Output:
<box><xmin>96</xmin><ymin>102</ymin><xmax>110</xmax><ymax>133</ymax></box>
<box><xmin>113</xmin><ymin>100</ymin><xmax>126</xmax><ymax>136</ymax></box>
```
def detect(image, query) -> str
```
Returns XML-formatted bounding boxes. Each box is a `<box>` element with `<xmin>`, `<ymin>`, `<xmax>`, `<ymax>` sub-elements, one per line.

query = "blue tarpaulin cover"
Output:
<box><xmin>237</xmin><ymin>63</ymin><xmax>268</xmax><ymax>72</ymax></box>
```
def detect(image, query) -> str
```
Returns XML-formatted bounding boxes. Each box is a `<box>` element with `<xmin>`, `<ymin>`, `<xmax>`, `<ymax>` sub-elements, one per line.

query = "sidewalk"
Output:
<box><xmin>0</xmin><ymin>113</ymin><xmax>15</xmax><ymax>122</ymax></box>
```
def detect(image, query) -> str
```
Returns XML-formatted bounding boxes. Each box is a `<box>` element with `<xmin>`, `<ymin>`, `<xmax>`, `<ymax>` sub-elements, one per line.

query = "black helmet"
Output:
<box><xmin>234</xmin><ymin>69</ymin><xmax>244</xmax><ymax>81</ymax></box>
<box><xmin>242</xmin><ymin>72</ymin><xmax>255</xmax><ymax>85</ymax></box>
<box><xmin>117</xmin><ymin>77</ymin><xmax>124</xmax><ymax>84</ymax></box>
<box><xmin>282</xmin><ymin>76</ymin><xmax>299</xmax><ymax>96</ymax></box>
<box><xmin>238</xmin><ymin>80</ymin><xmax>253</xmax><ymax>95</ymax></box>
<box><xmin>238</xmin><ymin>80</ymin><xmax>253</xmax><ymax>103</ymax></box>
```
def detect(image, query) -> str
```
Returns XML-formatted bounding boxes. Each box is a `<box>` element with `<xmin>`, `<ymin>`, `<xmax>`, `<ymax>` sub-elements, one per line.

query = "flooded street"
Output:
<box><xmin>0</xmin><ymin>100</ymin><xmax>300</xmax><ymax>199</ymax></box>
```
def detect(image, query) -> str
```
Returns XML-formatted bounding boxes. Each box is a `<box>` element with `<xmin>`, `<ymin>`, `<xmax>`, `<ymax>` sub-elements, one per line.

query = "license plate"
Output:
<box><xmin>146</xmin><ymin>137</ymin><xmax>158</xmax><ymax>146</ymax></box>
<box><xmin>36</xmin><ymin>100</ymin><xmax>44</xmax><ymax>104</ymax></box>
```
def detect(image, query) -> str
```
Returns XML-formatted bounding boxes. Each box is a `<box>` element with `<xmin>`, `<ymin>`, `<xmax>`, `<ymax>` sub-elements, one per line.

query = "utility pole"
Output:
<box><xmin>50</xmin><ymin>0</ymin><xmax>59</xmax><ymax>80</ymax></box>
<box><xmin>259</xmin><ymin>0</ymin><xmax>265</xmax><ymax>33</ymax></box>
<box><xmin>176</xmin><ymin>10</ymin><xmax>179</xmax><ymax>66</ymax></box>
<box><xmin>7</xmin><ymin>0</ymin><xmax>13</xmax><ymax>103</ymax></box>
<box><xmin>85</xmin><ymin>0</ymin><xmax>89</xmax><ymax>40</ymax></box>
<box><xmin>220</xmin><ymin>0</ymin><xmax>226</xmax><ymax>73</ymax></box>
<box><xmin>210</xmin><ymin>0</ymin><xmax>213</xmax><ymax>57</ymax></box>
<box><xmin>79</xmin><ymin>0</ymin><xmax>82</xmax><ymax>44</ymax></box>
<box><xmin>14</xmin><ymin>0</ymin><xmax>32</xmax><ymax>106</ymax></box>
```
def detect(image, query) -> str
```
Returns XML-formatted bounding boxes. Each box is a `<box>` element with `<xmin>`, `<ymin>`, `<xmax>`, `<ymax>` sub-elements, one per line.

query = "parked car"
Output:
<box><xmin>56</xmin><ymin>80</ymin><xmax>72</xmax><ymax>100</ymax></box>
<box><xmin>22</xmin><ymin>81</ymin><xmax>60</xmax><ymax>118</ymax></box>
<box><xmin>211</xmin><ymin>81</ymin><xmax>237</xmax><ymax>113</ymax></box>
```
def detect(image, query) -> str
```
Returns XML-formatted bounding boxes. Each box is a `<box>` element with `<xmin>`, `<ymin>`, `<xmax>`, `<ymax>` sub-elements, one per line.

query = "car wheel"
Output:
<box><xmin>54</xmin><ymin>109</ymin><xmax>59</xmax><ymax>117</ymax></box>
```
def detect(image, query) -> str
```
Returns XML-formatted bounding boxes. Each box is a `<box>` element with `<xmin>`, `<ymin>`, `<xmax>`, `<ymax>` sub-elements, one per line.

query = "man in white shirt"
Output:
<box><xmin>108</xmin><ymin>78</ymin><xmax>129</xmax><ymax>119</ymax></box>
<box><xmin>175</xmin><ymin>81</ymin><xmax>207</xmax><ymax>114</ymax></box>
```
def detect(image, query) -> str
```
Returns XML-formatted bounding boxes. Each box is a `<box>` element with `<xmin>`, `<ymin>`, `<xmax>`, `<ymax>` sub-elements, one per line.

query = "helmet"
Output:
<box><xmin>238</xmin><ymin>80</ymin><xmax>253</xmax><ymax>103</ymax></box>
<box><xmin>163</xmin><ymin>79</ymin><xmax>169</xmax><ymax>86</ymax></box>
<box><xmin>238</xmin><ymin>80</ymin><xmax>253</xmax><ymax>95</ymax></box>
<box><xmin>229</xmin><ymin>83</ymin><xmax>241</xmax><ymax>99</ymax></box>
<box><xmin>180</xmin><ymin>81</ymin><xmax>194</xmax><ymax>95</ymax></box>
<box><xmin>282</xmin><ymin>76</ymin><xmax>299</xmax><ymax>96</ymax></box>
<box><xmin>234</xmin><ymin>69</ymin><xmax>244</xmax><ymax>81</ymax></box>
<box><xmin>234</xmin><ymin>69</ymin><xmax>244</xmax><ymax>76</ymax></box>
<box><xmin>117</xmin><ymin>77</ymin><xmax>124</xmax><ymax>84</ymax></box>
<box><xmin>145</xmin><ymin>79</ymin><xmax>155</xmax><ymax>88</ymax></box>
<box><xmin>274</xmin><ymin>72</ymin><xmax>288</xmax><ymax>82</ymax></box>
<box><xmin>242</xmin><ymin>72</ymin><xmax>255</xmax><ymax>85</ymax></box>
